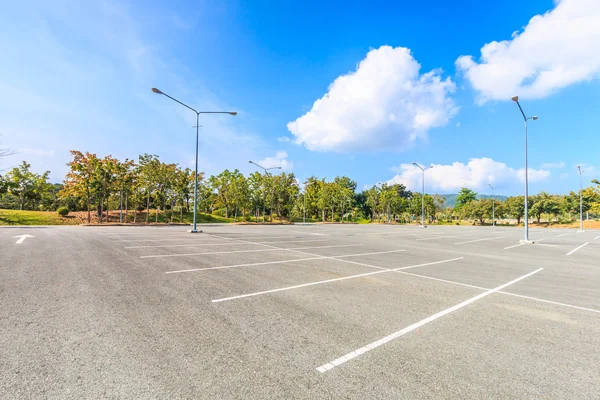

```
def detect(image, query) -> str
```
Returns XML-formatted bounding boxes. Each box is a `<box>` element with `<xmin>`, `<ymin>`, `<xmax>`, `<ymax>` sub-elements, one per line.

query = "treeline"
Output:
<box><xmin>1</xmin><ymin>151</ymin><xmax>599</xmax><ymax>224</ymax></box>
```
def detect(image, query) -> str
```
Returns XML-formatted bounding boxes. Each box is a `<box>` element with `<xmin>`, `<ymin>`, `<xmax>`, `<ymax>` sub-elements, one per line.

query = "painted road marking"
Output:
<box><xmin>212</xmin><ymin>257</ymin><xmax>464</xmax><ymax>303</ymax></box>
<box><xmin>595</xmin><ymin>236</ymin><xmax>600</xmax><ymax>240</ymax></box>
<box><xmin>126</xmin><ymin>238</ymin><xmax>327</xmax><ymax>249</ymax></box>
<box><xmin>454</xmin><ymin>236</ymin><xmax>504</xmax><ymax>245</ymax></box>
<box><xmin>395</xmin><ymin>270</ymin><xmax>600</xmax><ymax>315</ymax></box>
<box><xmin>165</xmin><ymin>249</ymin><xmax>407</xmax><ymax>274</ymax></box>
<box><xmin>315</xmin><ymin>268</ymin><xmax>543</xmax><ymax>373</ymax></box>
<box><xmin>126</xmin><ymin>242</ymin><xmax>240</xmax><ymax>249</ymax></box>
<box><xmin>566</xmin><ymin>242</ymin><xmax>589</xmax><ymax>256</ymax></box>
<box><xmin>504</xmin><ymin>243</ymin><xmax>525</xmax><ymax>250</ymax></box>
<box><xmin>556</xmin><ymin>233</ymin><xmax>571</xmax><ymax>237</ymax></box>
<box><xmin>141</xmin><ymin>244</ymin><xmax>361</xmax><ymax>258</ymax></box>
<box><xmin>416</xmin><ymin>235</ymin><xmax>472</xmax><ymax>241</ymax></box>
<box><xmin>14</xmin><ymin>234</ymin><xmax>34</xmax><ymax>244</ymax></box>
<box><xmin>504</xmin><ymin>239</ymin><xmax>544</xmax><ymax>250</ymax></box>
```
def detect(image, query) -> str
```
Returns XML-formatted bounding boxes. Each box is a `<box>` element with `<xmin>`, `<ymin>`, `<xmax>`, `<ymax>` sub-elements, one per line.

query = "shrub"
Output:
<box><xmin>57</xmin><ymin>207</ymin><xmax>69</xmax><ymax>217</ymax></box>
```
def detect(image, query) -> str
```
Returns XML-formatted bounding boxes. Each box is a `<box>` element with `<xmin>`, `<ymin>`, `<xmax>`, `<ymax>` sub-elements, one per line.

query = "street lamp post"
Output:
<box><xmin>577</xmin><ymin>165</ymin><xmax>584</xmax><ymax>232</ymax></box>
<box><xmin>511</xmin><ymin>95</ymin><xmax>538</xmax><ymax>242</ymax></box>
<box><xmin>152</xmin><ymin>88</ymin><xmax>236</xmax><ymax>233</ymax></box>
<box><xmin>412</xmin><ymin>162</ymin><xmax>433</xmax><ymax>227</ymax></box>
<box><xmin>249</xmin><ymin>161</ymin><xmax>281</xmax><ymax>223</ymax></box>
<box><xmin>489</xmin><ymin>184</ymin><xmax>497</xmax><ymax>227</ymax></box>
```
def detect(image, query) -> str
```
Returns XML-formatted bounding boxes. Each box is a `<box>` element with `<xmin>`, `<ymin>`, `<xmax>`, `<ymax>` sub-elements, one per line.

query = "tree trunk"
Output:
<box><xmin>180</xmin><ymin>199</ymin><xmax>183</xmax><ymax>222</ymax></box>
<box><xmin>146</xmin><ymin>191</ymin><xmax>150</xmax><ymax>223</ymax></box>
<box><xmin>155</xmin><ymin>206</ymin><xmax>158</xmax><ymax>223</ymax></box>
<box><xmin>322</xmin><ymin>209</ymin><xmax>325</xmax><ymax>222</ymax></box>
<box><xmin>100</xmin><ymin>196</ymin><xmax>104</xmax><ymax>223</ymax></box>
<box><xmin>86</xmin><ymin>193</ymin><xmax>91</xmax><ymax>223</ymax></box>
<box><xmin>125</xmin><ymin>192</ymin><xmax>128</xmax><ymax>223</ymax></box>
<box><xmin>225</xmin><ymin>205</ymin><xmax>229</xmax><ymax>219</ymax></box>
<box><xmin>170</xmin><ymin>201</ymin><xmax>174</xmax><ymax>223</ymax></box>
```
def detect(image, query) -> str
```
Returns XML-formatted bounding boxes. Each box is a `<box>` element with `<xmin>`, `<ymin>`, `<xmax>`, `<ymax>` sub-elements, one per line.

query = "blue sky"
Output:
<box><xmin>1</xmin><ymin>0</ymin><xmax>599</xmax><ymax>196</ymax></box>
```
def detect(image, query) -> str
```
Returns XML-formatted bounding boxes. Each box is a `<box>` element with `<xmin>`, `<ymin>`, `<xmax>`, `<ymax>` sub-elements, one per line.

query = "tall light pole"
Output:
<box><xmin>152</xmin><ymin>88</ymin><xmax>236</xmax><ymax>233</ymax></box>
<box><xmin>489</xmin><ymin>184</ymin><xmax>497</xmax><ymax>227</ymax></box>
<box><xmin>249</xmin><ymin>161</ymin><xmax>281</xmax><ymax>223</ymax></box>
<box><xmin>412</xmin><ymin>162</ymin><xmax>433</xmax><ymax>227</ymax></box>
<box><xmin>577</xmin><ymin>165</ymin><xmax>584</xmax><ymax>232</ymax></box>
<box><xmin>511</xmin><ymin>95</ymin><xmax>538</xmax><ymax>242</ymax></box>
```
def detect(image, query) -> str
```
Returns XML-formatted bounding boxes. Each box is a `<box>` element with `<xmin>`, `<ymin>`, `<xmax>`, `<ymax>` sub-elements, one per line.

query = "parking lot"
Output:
<box><xmin>1</xmin><ymin>224</ymin><xmax>599</xmax><ymax>399</ymax></box>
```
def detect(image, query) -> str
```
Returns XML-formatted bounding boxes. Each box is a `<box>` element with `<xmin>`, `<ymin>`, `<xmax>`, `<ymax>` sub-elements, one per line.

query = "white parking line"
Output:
<box><xmin>556</xmin><ymin>233</ymin><xmax>571</xmax><ymax>237</ymax></box>
<box><xmin>566</xmin><ymin>242</ymin><xmax>589</xmax><ymax>256</ymax></box>
<box><xmin>212</xmin><ymin>257</ymin><xmax>464</xmax><ymax>303</ymax></box>
<box><xmin>395</xmin><ymin>270</ymin><xmax>600</xmax><ymax>315</ymax></box>
<box><xmin>454</xmin><ymin>236</ymin><xmax>504</xmax><ymax>245</ymax></box>
<box><xmin>595</xmin><ymin>236</ymin><xmax>600</xmax><ymax>240</ymax></box>
<box><xmin>504</xmin><ymin>239</ymin><xmax>544</xmax><ymax>250</ymax></box>
<box><xmin>504</xmin><ymin>243</ymin><xmax>524</xmax><ymax>250</ymax></box>
<box><xmin>126</xmin><ymin>242</ymin><xmax>239</xmax><ymax>249</ymax></box>
<box><xmin>141</xmin><ymin>244</ymin><xmax>362</xmax><ymax>259</ymax></box>
<box><xmin>416</xmin><ymin>235</ymin><xmax>472</xmax><ymax>241</ymax></box>
<box><xmin>165</xmin><ymin>249</ymin><xmax>407</xmax><ymax>274</ymax></box>
<box><xmin>315</xmin><ymin>268</ymin><xmax>543</xmax><ymax>373</ymax></box>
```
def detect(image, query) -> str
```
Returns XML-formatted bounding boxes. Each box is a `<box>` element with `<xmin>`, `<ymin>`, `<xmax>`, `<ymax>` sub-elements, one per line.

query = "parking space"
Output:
<box><xmin>1</xmin><ymin>223</ymin><xmax>599</xmax><ymax>398</ymax></box>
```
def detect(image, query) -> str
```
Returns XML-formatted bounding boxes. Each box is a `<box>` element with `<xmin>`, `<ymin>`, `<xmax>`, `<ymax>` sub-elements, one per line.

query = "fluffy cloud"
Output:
<box><xmin>287</xmin><ymin>46</ymin><xmax>457</xmax><ymax>152</ymax></box>
<box><xmin>541</xmin><ymin>161</ymin><xmax>566</xmax><ymax>169</ymax></box>
<box><xmin>386</xmin><ymin>157</ymin><xmax>550</xmax><ymax>192</ymax></box>
<box><xmin>256</xmin><ymin>151</ymin><xmax>293</xmax><ymax>171</ymax></box>
<box><xmin>456</xmin><ymin>0</ymin><xmax>600</xmax><ymax>102</ymax></box>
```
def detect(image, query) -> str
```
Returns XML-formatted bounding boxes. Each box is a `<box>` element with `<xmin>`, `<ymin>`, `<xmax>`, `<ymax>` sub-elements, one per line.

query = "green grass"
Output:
<box><xmin>0</xmin><ymin>209</ymin><xmax>234</xmax><ymax>225</ymax></box>
<box><xmin>0</xmin><ymin>209</ymin><xmax>79</xmax><ymax>225</ymax></box>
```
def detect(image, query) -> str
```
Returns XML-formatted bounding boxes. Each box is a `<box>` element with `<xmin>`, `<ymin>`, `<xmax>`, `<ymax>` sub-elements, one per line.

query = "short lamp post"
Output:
<box><xmin>489</xmin><ymin>184</ymin><xmax>497</xmax><ymax>227</ymax></box>
<box><xmin>249</xmin><ymin>161</ymin><xmax>281</xmax><ymax>223</ymax></box>
<box><xmin>412</xmin><ymin>162</ymin><xmax>433</xmax><ymax>227</ymax></box>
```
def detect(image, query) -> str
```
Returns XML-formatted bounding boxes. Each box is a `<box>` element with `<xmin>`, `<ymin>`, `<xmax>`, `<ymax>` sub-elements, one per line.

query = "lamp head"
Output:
<box><xmin>151</xmin><ymin>88</ymin><xmax>163</xmax><ymax>94</ymax></box>
<box><xmin>511</xmin><ymin>95</ymin><xmax>519</xmax><ymax>102</ymax></box>
<box><xmin>412</xmin><ymin>162</ymin><xmax>416</xmax><ymax>165</ymax></box>
<box><xmin>229</xmin><ymin>112</ymin><xmax>237</xmax><ymax>116</ymax></box>
<box><xmin>532</xmin><ymin>116</ymin><xmax>538</xmax><ymax>120</ymax></box>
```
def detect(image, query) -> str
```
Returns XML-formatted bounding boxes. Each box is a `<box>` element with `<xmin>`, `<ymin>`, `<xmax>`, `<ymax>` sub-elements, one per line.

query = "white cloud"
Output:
<box><xmin>18</xmin><ymin>148</ymin><xmax>56</xmax><ymax>157</ymax></box>
<box><xmin>541</xmin><ymin>161</ymin><xmax>565</xmax><ymax>169</ymax></box>
<box><xmin>456</xmin><ymin>0</ymin><xmax>600</xmax><ymax>102</ymax></box>
<box><xmin>386</xmin><ymin>157</ymin><xmax>550</xmax><ymax>192</ymax></box>
<box><xmin>287</xmin><ymin>45</ymin><xmax>457</xmax><ymax>152</ymax></box>
<box><xmin>256</xmin><ymin>151</ymin><xmax>293</xmax><ymax>171</ymax></box>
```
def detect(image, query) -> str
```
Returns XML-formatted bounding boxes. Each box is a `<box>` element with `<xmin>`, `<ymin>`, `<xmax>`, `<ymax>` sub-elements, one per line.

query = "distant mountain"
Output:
<box><xmin>435</xmin><ymin>194</ymin><xmax>508</xmax><ymax>208</ymax></box>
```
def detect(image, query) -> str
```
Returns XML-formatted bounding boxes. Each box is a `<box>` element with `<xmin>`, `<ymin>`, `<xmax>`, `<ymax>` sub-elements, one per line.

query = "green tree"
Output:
<box><xmin>5</xmin><ymin>161</ymin><xmax>51</xmax><ymax>210</ymax></box>
<box><xmin>455</xmin><ymin>188</ymin><xmax>478</xmax><ymax>209</ymax></box>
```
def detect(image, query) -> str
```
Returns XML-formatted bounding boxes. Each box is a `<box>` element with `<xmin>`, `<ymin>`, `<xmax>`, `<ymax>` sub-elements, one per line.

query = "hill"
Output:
<box><xmin>436</xmin><ymin>194</ymin><xmax>508</xmax><ymax>208</ymax></box>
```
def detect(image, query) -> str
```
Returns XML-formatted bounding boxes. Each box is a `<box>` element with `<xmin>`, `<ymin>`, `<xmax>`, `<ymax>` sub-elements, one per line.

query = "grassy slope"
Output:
<box><xmin>0</xmin><ymin>209</ymin><xmax>78</xmax><ymax>225</ymax></box>
<box><xmin>0</xmin><ymin>209</ymin><xmax>233</xmax><ymax>225</ymax></box>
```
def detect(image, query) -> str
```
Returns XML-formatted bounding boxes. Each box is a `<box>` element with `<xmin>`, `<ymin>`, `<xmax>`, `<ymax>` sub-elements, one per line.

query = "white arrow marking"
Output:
<box><xmin>14</xmin><ymin>234</ymin><xmax>34</xmax><ymax>244</ymax></box>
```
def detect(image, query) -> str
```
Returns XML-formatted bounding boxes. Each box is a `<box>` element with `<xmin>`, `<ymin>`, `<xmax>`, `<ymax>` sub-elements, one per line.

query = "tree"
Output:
<box><xmin>455</xmin><ymin>188</ymin><xmax>478</xmax><ymax>209</ymax></box>
<box><xmin>209</xmin><ymin>169</ymin><xmax>235</xmax><ymax>218</ymax></box>
<box><xmin>61</xmin><ymin>151</ymin><xmax>100</xmax><ymax>222</ymax></box>
<box><xmin>505</xmin><ymin>196</ymin><xmax>526</xmax><ymax>225</ymax></box>
<box><xmin>5</xmin><ymin>161</ymin><xmax>51</xmax><ymax>210</ymax></box>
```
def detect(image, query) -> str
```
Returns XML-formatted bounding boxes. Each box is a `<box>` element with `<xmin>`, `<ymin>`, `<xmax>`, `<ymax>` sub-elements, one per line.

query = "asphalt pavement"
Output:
<box><xmin>1</xmin><ymin>223</ymin><xmax>599</xmax><ymax>399</ymax></box>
